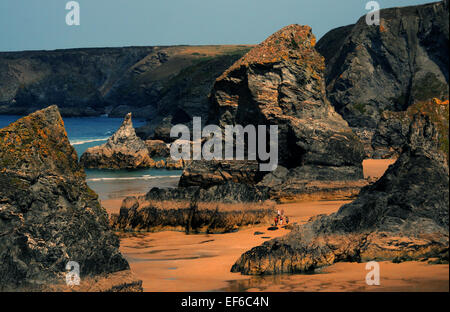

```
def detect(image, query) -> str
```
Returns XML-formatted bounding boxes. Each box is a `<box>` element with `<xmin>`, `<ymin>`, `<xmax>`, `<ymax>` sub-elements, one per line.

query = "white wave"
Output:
<box><xmin>70</xmin><ymin>137</ymin><xmax>109</xmax><ymax>146</ymax></box>
<box><xmin>87</xmin><ymin>175</ymin><xmax>180</xmax><ymax>182</ymax></box>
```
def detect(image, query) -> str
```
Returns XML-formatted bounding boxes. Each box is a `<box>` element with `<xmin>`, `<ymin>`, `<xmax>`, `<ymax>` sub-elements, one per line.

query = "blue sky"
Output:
<box><xmin>0</xmin><ymin>0</ymin><xmax>439</xmax><ymax>52</ymax></box>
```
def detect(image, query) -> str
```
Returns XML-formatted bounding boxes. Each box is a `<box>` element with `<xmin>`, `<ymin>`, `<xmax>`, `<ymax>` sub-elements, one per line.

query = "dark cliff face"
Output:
<box><xmin>80</xmin><ymin>112</ymin><xmax>154</xmax><ymax>169</ymax></box>
<box><xmin>316</xmin><ymin>0</ymin><xmax>449</xmax><ymax>130</ymax></box>
<box><xmin>0</xmin><ymin>106</ymin><xmax>130</xmax><ymax>290</ymax></box>
<box><xmin>371</xmin><ymin>98</ymin><xmax>449</xmax><ymax>158</ymax></box>
<box><xmin>0</xmin><ymin>45</ymin><xmax>251</xmax><ymax>125</ymax></box>
<box><xmin>231</xmin><ymin>108</ymin><xmax>449</xmax><ymax>275</ymax></box>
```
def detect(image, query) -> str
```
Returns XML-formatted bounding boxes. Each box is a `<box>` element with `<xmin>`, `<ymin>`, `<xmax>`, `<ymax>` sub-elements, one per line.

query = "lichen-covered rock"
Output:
<box><xmin>371</xmin><ymin>98</ymin><xmax>449</xmax><ymax>159</ymax></box>
<box><xmin>232</xmin><ymin>110</ymin><xmax>449</xmax><ymax>275</ymax></box>
<box><xmin>0</xmin><ymin>106</ymin><xmax>139</xmax><ymax>291</ymax></box>
<box><xmin>80</xmin><ymin>113</ymin><xmax>155</xmax><ymax>169</ymax></box>
<box><xmin>209</xmin><ymin>24</ymin><xmax>364</xmax><ymax>171</ymax></box>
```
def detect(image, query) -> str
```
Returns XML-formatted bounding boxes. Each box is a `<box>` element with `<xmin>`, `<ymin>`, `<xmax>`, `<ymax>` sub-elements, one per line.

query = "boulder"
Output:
<box><xmin>371</xmin><ymin>98</ymin><xmax>449</xmax><ymax>159</ymax></box>
<box><xmin>0</xmin><ymin>106</ymin><xmax>141</xmax><ymax>291</ymax></box>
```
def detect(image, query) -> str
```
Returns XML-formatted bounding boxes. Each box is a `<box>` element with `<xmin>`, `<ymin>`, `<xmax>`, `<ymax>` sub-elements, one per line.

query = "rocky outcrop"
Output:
<box><xmin>80</xmin><ymin>113</ymin><xmax>155</xmax><ymax>169</ymax></box>
<box><xmin>110</xmin><ymin>182</ymin><xmax>275</xmax><ymax>233</ymax></box>
<box><xmin>179</xmin><ymin>160</ymin><xmax>265</xmax><ymax>188</ymax></box>
<box><xmin>147</xmin><ymin>182</ymin><xmax>271</xmax><ymax>203</ymax></box>
<box><xmin>179</xmin><ymin>25</ymin><xmax>365</xmax><ymax>200</ymax></box>
<box><xmin>371</xmin><ymin>98</ymin><xmax>449</xmax><ymax>158</ymax></box>
<box><xmin>316</xmin><ymin>0</ymin><xmax>449</xmax><ymax>155</ymax></box>
<box><xmin>144</xmin><ymin>139</ymin><xmax>170</xmax><ymax>158</ymax></box>
<box><xmin>0</xmin><ymin>106</ymin><xmax>141</xmax><ymax>291</ymax></box>
<box><xmin>80</xmin><ymin>113</ymin><xmax>186</xmax><ymax>170</ymax></box>
<box><xmin>231</xmin><ymin>110</ymin><xmax>449</xmax><ymax>275</ymax></box>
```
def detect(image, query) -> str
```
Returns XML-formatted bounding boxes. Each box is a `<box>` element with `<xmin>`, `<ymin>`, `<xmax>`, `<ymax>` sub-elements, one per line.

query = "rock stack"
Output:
<box><xmin>180</xmin><ymin>24</ymin><xmax>366</xmax><ymax>201</ymax></box>
<box><xmin>0</xmin><ymin>106</ymin><xmax>141</xmax><ymax>291</ymax></box>
<box><xmin>80</xmin><ymin>113</ymin><xmax>184</xmax><ymax>170</ymax></box>
<box><xmin>80</xmin><ymin>113</ymin><xmax>155</xmax><ymax>169</ymax></box>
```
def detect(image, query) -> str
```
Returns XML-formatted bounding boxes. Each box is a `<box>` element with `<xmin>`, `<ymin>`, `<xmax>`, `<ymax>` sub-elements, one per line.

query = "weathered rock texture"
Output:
<box><xmin>80</xmin><ymin>113</ymin><xmax>154</xmax><ymax>169</ymax></box>
<box><xmin>144</xmin><ymin>139</ymin><xmax>170</xmax><ymax>158</ymax></box>
<box><xmin>372</xmin><ymin>98</ymin><xmax>449</xmax><ymax>158</ymax></box>
<box><xmin>316</xmin><ymin>0</ymin><xmax>449</xmax><ymax>155</ymax></box>
<box><xmin>79</xmin><ymin>113</ymin><xmax>185</xmax><ymax>170</ymax></box>
<box><xmin>180</xmin><ymin>25</ymin><xmax>365</xmax><ymax>200</ymax></box>
<box><xmin>110</xmin><ymin>182</ymin><xmax>275</xmax><ymax>234</ymax></box>
<box><xmin>179</xmin><ymin>160</ymin><xmax>265</xmax><ymax>188</ymax></box>
<box><xmin>231</xmin><ymin>110</ymin><xmax>449</xmax><ymax>275</ymax></box>
<box><xmin>0</xmin><ymin>106</ymin><xmax>140</xmax><ymax>291</ymax></box>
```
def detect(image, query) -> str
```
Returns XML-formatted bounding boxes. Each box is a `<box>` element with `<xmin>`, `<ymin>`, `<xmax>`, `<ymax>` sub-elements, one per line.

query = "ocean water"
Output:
<box><xmin>0</xmin><ymin>115</ymin><xmax>182</xmax><ymax>200</ymax></box>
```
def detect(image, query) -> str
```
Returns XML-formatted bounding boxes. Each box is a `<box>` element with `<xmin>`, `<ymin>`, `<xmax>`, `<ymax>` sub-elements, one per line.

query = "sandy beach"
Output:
<box><xmin>102</xmin><ymin>159</ymin><xmax>449</xmax><ymax>292</ymax></box>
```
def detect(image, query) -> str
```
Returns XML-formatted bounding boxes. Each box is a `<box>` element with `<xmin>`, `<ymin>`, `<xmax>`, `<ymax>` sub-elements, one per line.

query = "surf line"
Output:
<box><xmin>181</xmin><ymin>296</ymin><xmax>215</xmax><ymax>310</ymax></box>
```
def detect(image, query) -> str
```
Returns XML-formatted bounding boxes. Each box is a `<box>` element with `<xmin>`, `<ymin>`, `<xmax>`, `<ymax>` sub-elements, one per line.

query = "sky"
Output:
<box><xmin>0</xmin><ymin>0</ymin><xmax>439</xmax><ymax>52</ymax></box>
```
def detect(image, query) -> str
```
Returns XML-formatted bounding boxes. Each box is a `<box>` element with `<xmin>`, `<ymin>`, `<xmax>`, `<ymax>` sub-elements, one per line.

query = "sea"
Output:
<box><xmin>0</xmin><ymin>115</ymin><xmax>182</xmax><ymax>200</ymax></box>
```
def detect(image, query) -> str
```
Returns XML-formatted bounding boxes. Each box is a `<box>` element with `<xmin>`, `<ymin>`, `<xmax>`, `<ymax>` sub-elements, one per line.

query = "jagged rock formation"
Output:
<box><xmin>80</xmin><ymin>113</ymin><xmax>185</xmax><ymax>169</ymax></box>
<box><xmin>110</xmin><ymin>182</ymin><xmax>275</xmax><ymax>234</ymax></box>
<box><xmin>80</xmin><ymin>113</ymin><xmax>155</xmax><ymax>169</ymax></box>
<box><xmin>0</xmin><ymin>45</ymin><xmax>251</xmax><ymax>138</ymax></box>
<box><xmin>0</xmin><ymin>106</ymin><xmax>141</xmax><ymax>291</ymax></box>
<box><xmin>179</xmin><ymin>25</ymin><xmax>365</xmax><ymax>200</ymax></box>
<box><xmin>316</xmin><ymin>0</ymin><xmax>449</xmax><ymax>156</ymax></box>
<box><xmin>231</xmin><ymin>110</ymin><xmax>449</xmax><ymax>275</ymax></box>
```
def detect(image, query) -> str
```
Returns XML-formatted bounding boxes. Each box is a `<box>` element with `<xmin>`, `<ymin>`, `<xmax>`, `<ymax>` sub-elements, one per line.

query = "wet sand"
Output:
<box><xmin>222</xmin><ymin>261</ymin><xmax>449</xmax><ymax>292</ymax></box>
<box><xmin>118</xmin><ymin>201</ymin><xmax>346</xmax><ymax>292</ymax></box>
<box><xmin>102</xmin><ymin>159</ymin><xmax>448</xmax><ymax>292</ymax></box>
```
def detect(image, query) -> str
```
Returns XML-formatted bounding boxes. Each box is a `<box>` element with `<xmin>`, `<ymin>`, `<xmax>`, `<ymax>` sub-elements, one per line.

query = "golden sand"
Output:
<box><xmin>101</xmin><ymin>159</ymin><xmax>448</xmax><ymax>292</ymax></box>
